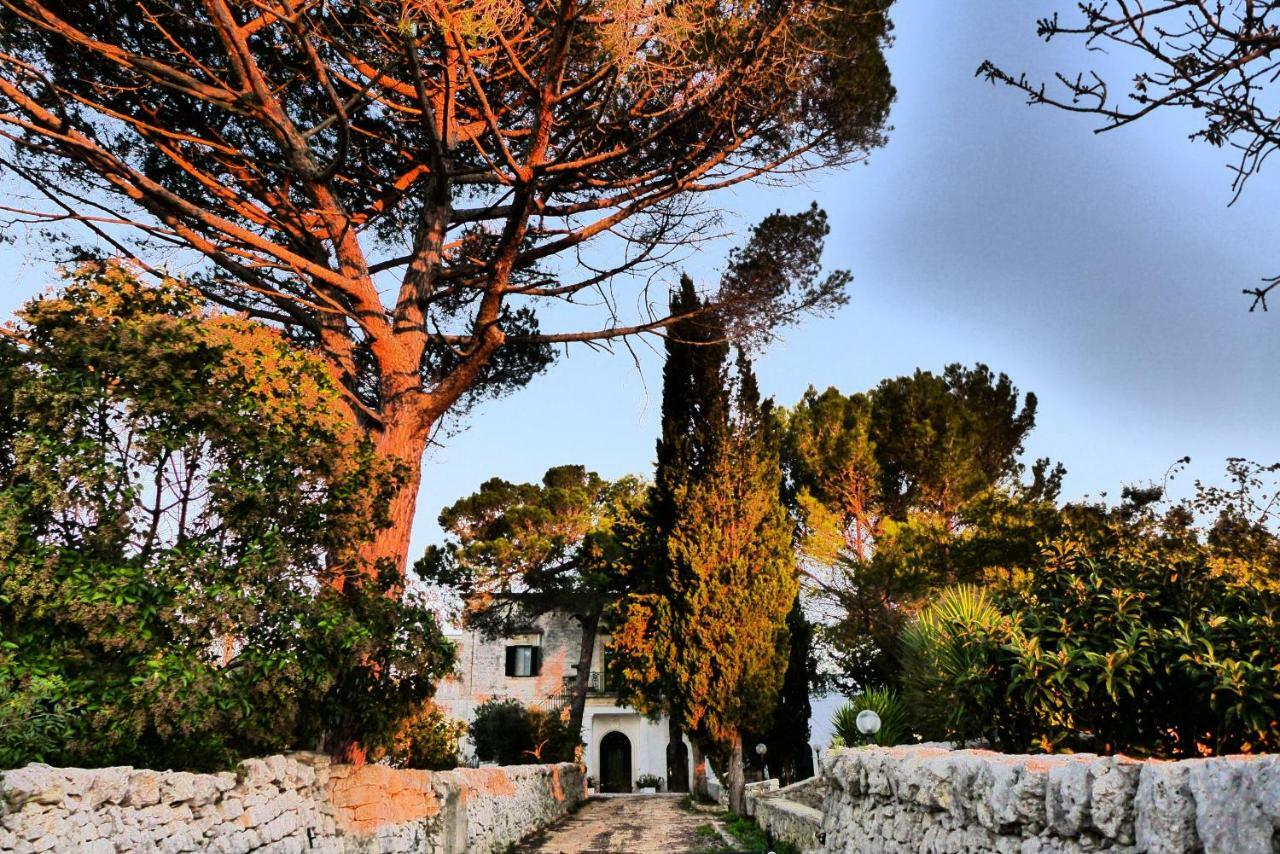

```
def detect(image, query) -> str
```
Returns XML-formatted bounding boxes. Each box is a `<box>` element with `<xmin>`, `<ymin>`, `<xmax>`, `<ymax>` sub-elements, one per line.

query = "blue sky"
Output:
<box><xmin>2</xmin><ymin>1</ymin><xmax>1277</xmax><ymax>564</ymax></box>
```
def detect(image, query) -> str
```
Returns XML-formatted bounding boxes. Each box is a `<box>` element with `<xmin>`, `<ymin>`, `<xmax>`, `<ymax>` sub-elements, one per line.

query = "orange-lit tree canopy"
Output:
<box><xmin>0</xmin><ymin>0</ymin><xmax>894</xmax><ymax>572</ymax></box>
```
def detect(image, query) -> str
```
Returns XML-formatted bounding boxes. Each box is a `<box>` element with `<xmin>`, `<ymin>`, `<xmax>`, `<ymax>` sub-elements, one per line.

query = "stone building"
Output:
<box><xmin>434</xmin><ymin>612</ymin><xmax>694</xmax><ymax>793</ymax></box>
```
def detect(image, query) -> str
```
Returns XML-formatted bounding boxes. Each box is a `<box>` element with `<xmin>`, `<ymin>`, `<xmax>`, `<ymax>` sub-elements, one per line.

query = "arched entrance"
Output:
<box><xmin>599</xmin><ymin>731</ymin><xmax>632</xmax><ymax>793</ymax></box>
<box><xmin>667</xmin><ymin>737</ymin><xmax>690</xmax><ymax>793</ymax></box>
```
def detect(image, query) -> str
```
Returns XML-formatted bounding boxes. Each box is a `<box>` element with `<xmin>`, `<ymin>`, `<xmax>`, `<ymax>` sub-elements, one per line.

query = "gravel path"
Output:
<box><xmin>512</xmin><ymin>795</ymin><xmax>727</xmax><ymax>853</ymax></box>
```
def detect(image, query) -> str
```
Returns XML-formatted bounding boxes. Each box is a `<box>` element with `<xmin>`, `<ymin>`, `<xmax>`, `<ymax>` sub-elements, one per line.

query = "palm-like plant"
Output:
<box><xmin>900</xmin><ymin>585</ymin><xmax>1015</xmax><ymax>745</ymax></box>
<box><xmin>832</xmin><ymin>687</ymin><xmax>911</xmax><ymax>747</ymax></box>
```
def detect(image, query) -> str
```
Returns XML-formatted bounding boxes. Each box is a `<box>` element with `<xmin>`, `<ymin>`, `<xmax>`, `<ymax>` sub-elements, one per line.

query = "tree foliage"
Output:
<box><xmin>746</xmin><ymin>595</ymin><xmax>816</xmax><ymax>783</ymax></box>
<box><xmin>613</xmin><ymin>284</ymin><xmax>796</xmax><ymax>811</ymax></box>
<box><xmin>784</xmin><ymin>364</ymin><xmax>1060</xmax><ymax>690</ymax></box>
<box><xmin>373</xmin><ymin>701</ymin><xmax>467</xmax><ymax>771</ymax></box>
<box><xmin>420</xmin><ymin>466</ymin><xmax>644</xmax><ymax>636</ymax></box>
<box><xmin>468</xmin><ymin>698</ymin><xmax>578</xmax><ymax>766</ymax></box>
<box><xmin>902</xmin><ymin>476</ymin><xmax>1280</xmax><ymax>757</ymax></box>
<box><xmin>831</xmin><ymin>686</ymin><xmax>909</xmax><ymax>748</ymax></box>
<box><xmin>417</xmin><ymin>464</ymin><xmax>644</xmax><ymax>740</ymax></box>
<box><xmin>0</xmin><ymin>0</ymin><xmax>895</xmax><ymax>575</ymax></box>
<box><xmin>0</xmin><ymin>265</ymin><xmax>454</xmax><ymax>770</ymax></box>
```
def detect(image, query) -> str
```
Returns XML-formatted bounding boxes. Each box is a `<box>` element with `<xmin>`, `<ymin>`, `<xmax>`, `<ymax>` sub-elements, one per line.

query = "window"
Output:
<box><xmin>505</xmin><ymin>644</ymin><xmax>541</xmax><ymax>677</ymax></box>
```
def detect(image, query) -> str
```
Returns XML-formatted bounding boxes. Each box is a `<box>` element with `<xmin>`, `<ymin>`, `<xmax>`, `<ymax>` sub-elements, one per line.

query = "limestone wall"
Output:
<box><xmin>819</xmin><ymin>744</ymin><xmax>1280</xmax><ymax>853</ymax></box>
<box><xmin>0</xmin><ymin>754</ymin><xmax>583</xmax><ymax>853</ymax></box>
<box><xmin>754</xmin><ymin>779</ymin><xmax>825</xmax><ymax>853</ymax></box>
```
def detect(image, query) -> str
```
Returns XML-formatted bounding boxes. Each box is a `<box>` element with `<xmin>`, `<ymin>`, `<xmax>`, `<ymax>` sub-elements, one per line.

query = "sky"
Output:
<box><xmin>2</xmin><ymin>0</ymin><xmax>1278</xmax><ymax>568</ymax></box>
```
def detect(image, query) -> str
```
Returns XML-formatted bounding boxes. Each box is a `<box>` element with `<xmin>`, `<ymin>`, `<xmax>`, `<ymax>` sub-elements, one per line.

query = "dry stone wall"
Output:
<box><xmin>819</xmin><ymin>744</ymin><xmax>1280</xmax><ymax>854</ymax></box>
<box><xmin>0</xmin><ymin>753</ymin><xmax>583</xmax><ymax>853</ymax></box>
<box><xmin>754</xmin><ymin>779</ymin><xmax>825</xmax><ymax>853</ymax></box>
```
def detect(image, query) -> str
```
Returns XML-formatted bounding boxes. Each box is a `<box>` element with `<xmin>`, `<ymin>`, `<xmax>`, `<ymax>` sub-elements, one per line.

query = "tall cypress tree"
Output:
<box><xmin>623</xmin><ymin>274</ymin><xmax>729</xmax><ymax>795</ymax></box>
<box><xmin>613</xmin><ymin>303</ymin><xmax>796</xmax><ymax>813</ymax></box>
<box><xmin>750</xmin><ymin>596</ymin><xmax>816</xmax><ymax>783</ymax></box>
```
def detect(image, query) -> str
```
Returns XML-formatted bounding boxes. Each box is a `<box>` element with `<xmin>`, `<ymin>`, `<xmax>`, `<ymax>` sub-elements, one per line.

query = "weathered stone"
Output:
<box><xmin>1088</xmin><ymin>756</ymin><xmax>1140</xmax><ymax>842</ymax></box>
<box><xmin>1045</xmin><ymin>756</ymin><xmax>1094</xmax><ymax>836</ymax></box>
<box><xmin>236</xmin><ymin>757</ymin><xmax>274</xmax><ymax>789</ymax></box>
<box><xmin>1186</xmin><ymin>755</ymin><xmax>1276</xmax><ymax>854</ymax></box>
<box><xmin>158</xmin><ymin>771</ymin><xmax>199</xmax><ymax>805</ymax></box>
<box><xmin>124</xmin><ymin>770</ymin><xmax>160</xmax><ymax>807</ymax></box>
<box><xmin>1</xmin><ymin>764</ymin><xmax>66</xmax><ymax>809</ymax></box>
<box><xmin>1133</xmin><ymin>761</ymin><xmax>1198</xmax><ymax>854</ymax></box>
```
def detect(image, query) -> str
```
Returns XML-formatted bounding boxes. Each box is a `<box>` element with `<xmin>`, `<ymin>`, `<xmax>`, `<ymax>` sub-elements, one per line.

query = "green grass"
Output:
<box><xmin>716</xmin><ymin>813</ymin><xmax>801</xmax><ymax>854</ymax></box>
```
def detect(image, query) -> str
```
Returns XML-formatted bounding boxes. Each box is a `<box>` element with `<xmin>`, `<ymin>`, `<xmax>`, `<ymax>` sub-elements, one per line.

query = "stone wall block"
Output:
<box><xmin>1088</xmin><ymin>756</ymin><xmax>1141</xmax><ymax>843</ymax></box>
<box><xmin>2</xmin><ymin>756</ymin><xmax>586</xmax><ymax>853</ymax></box>
<box><xmin>82</xmin><ymin>769</ymin><xmax>129</xmax><ymax>810</ymax></box>
<box><xmin>235</xmin><ymin>757</ymin><xmax>274</xmax><ymax>789</ymax></box>
<box><xmin>0</xmin><ymin>765</ymin><xmax>66</xmax><ymax>811</ymax></box>
<box><xmin>1186</xmin><ymin>755</ymin><xmax>1276</xmax><ymax>854</ymax></box>
<box><xmin>819</xmin><ymin>745</ymin><xmax>1280</xmax><ymax>854</ymax></box>
<box><xmin>1045</xmin><ymin>756</ymin><xmax>1094</xmax><ymax>836</ymax></box>
<box><xmin>1133</xmin><ymin>761</ymin><xmax>1198</xmax><ymax>854</ymax></box>
<box><xmin>123</xmin><ymin>769</ymin><xmax>160</xmax><ymax>807</ymax></box>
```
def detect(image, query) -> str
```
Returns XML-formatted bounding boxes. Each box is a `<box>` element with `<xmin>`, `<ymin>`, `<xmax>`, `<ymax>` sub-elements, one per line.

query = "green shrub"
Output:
<box><xmin>832</xmin><ymin>686</ymin><xmax>911</xmax><ymax>747</ymax></box>
<box><xmin>899</xmin><ymin>585</ymin><xmax>1017</xmax><ymax>746</ymax></box>
<box><xmin>901</xmin><ymin>541</ymin><xmax>1280</xmax><ymax>757</ymax></box>
<box><xmin>0</xmin><ymin>676</ymin><xmax>74</xmax><ymax>768</ymax></box>
<box><xmin>0</xmin><ymin>268</ymin><xmax>455</xmax><ymax>771</ymax></box>
<box><xmin>377</xmin><ymin>702</ymin><xmax>466</xmax><ymax>771</ymax></box>
<box><xmin>469</xmin><ymin>699</ymin><xmax>580</xmax><ymax>765</ymax></box>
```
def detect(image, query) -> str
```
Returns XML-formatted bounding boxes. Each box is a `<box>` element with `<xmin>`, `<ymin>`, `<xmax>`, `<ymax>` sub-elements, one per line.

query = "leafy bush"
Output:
<box><xmin>901</xmin><ymin>541</ymin><xmax>1280</xmax><ymax>757</ymax></box>
<box><xmin>899</xmin><ymin>585</ymin><xmax>1017</xmax><ymax>746</ymax></box>
<box><xmin>375</xmin><ymin>702</ymin><xmax>466</xmax><ymax>771</ymax></box>
<box><xmin>635</xmin><ymin>773</ymin><xmax>663</xmax><ymax>789</ymax></box>
<box><xmin>0</xmin><ymin>267</ymin><xmax>455</xmax><ymax>770</ymax></box>
<box><xmin>0</xmin><ymin>676</ymin><xmax>74</xmax><ymax>768</ymax></box>
<box><xmin>469</xmin><ymin>699</ymin><xmax>580</xmax><ymax>765</ymax></box>
<box><xmin>832</xmin><ymin>686</ymin><xmax>911</xmax><ymax>747</ymax></box>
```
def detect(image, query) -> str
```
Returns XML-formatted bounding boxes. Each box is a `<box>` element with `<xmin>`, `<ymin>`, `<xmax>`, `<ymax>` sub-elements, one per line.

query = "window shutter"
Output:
<box><xmin>505</xmin><ymin>646</ymin><xmax>516</xmax><ymax>677</ymax></box>
<box><xmin>532</xmin><ymin>646</ymin><xmax>542</xmax><ymax>676</ymax></box>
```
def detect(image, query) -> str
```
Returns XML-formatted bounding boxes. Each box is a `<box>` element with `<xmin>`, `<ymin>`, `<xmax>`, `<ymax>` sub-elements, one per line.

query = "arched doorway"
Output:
<box><xmin>667</xmin><ymin>736</ymin><xmax>690</xmax><ymax>793</ymax></box>
<box><xmin>599</xmin><ymin>731</ymin><xmax>632</xmax><ymax>793</ymax></box>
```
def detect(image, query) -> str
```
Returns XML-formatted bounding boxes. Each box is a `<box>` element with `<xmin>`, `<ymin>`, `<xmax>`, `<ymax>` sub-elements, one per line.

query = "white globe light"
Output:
<box><xmin>855</xmin><ymin>709</ymin><xmax>882</xmax><ymax>736</ymax></box>
<box><xmin>755</xmin><ymin>743</ymin><xmax>768</xmax><ymax>756</ymax></box>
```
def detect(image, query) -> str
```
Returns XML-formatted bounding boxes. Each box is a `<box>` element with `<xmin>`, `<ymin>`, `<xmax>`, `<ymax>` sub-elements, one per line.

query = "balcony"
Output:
<box><xmin>562</xmin><ymin>671</ymin><xmax>614</xmax><ymax>694</ymax></box>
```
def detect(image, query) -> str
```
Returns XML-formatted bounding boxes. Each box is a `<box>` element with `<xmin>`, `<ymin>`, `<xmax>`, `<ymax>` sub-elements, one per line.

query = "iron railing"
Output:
<box><xmin>563</xmin><ymin>671</ymin><xmax>613</xmax><ymax>694</ymax></box>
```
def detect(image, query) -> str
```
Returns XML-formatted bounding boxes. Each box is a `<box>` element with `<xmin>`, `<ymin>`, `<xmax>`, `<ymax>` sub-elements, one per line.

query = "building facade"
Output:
<box><xmin>435</xmin><ymin>611</ymin><xmax>693</xmax><ymax>793</ymax></box>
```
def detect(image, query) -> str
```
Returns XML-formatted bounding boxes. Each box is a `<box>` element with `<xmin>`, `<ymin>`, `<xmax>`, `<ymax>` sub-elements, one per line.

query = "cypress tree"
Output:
<box><xmin>752</xmin><ymin>596</ymin><xmax>816</xmax><ymax>783</ymax></box>
<box><xmin>613</xmin><ymin>305</ymin><xmax>796</xmax><ymax>813</ymax></box>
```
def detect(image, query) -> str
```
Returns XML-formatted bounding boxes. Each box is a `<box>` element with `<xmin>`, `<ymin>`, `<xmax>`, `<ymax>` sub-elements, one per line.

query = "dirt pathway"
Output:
<box><xmin>512</xmin><ymin>795</ymin><xmax>727</xmax><ymax>854</ymax></box>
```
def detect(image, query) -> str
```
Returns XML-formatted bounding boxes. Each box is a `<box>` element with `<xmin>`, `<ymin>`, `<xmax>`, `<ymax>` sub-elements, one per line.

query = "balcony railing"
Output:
<box><xmin>562</xmin><ymin>671</ymin><xmax>613</xmax><ymax>694</ymax></box>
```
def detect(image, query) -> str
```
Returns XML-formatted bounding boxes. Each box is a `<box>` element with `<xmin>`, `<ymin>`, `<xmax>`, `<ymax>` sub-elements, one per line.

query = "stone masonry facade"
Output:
<box><xmin>817</xmin><ymin>744</ymin><xmax>1280</xmax><ymax>853</ymax></box>
<box><xmin>0</xmin><ymin>753</ymin><xmax>583</xmax><ymax>853</ymax></box>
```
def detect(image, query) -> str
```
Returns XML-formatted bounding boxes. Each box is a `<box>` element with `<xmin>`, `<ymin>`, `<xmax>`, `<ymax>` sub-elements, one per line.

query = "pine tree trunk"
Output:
<box><xmin>727</xmin><ymin>732</ymin><xmax>746</xmax><ymax>815</ymax></box>
<box><xmin>691</xmin><ymin>740</ymin><xmax>709</xmax><ymax>801</ymax></box>
<box><xmin>358</xmin><ymin>405</ymin><xmax>431</xmax><ymax>580</ymax></box>
<box><xmin>568</xmin><ymin>605</ymin><xmax>602</xmax><ymax>745</ymax></box>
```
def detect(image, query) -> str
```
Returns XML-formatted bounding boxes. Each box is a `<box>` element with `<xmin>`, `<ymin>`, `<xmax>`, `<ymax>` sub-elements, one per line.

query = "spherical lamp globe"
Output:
<box><xmin>855</xmin><ymin>709</ymin><xmax>882</xmax><ymax>738</ymax></box>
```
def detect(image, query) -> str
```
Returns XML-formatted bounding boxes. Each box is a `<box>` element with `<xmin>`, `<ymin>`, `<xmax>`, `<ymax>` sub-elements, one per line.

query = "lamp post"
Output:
<box><xmin>755</xmin><ymin>742</ymin><xmax>768</xmax><ymax>780</ymax></box>
<box><xmin>855</xmin><ymin>709</ymin><xmax>881</xmax><ymax>746</ymax></box>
